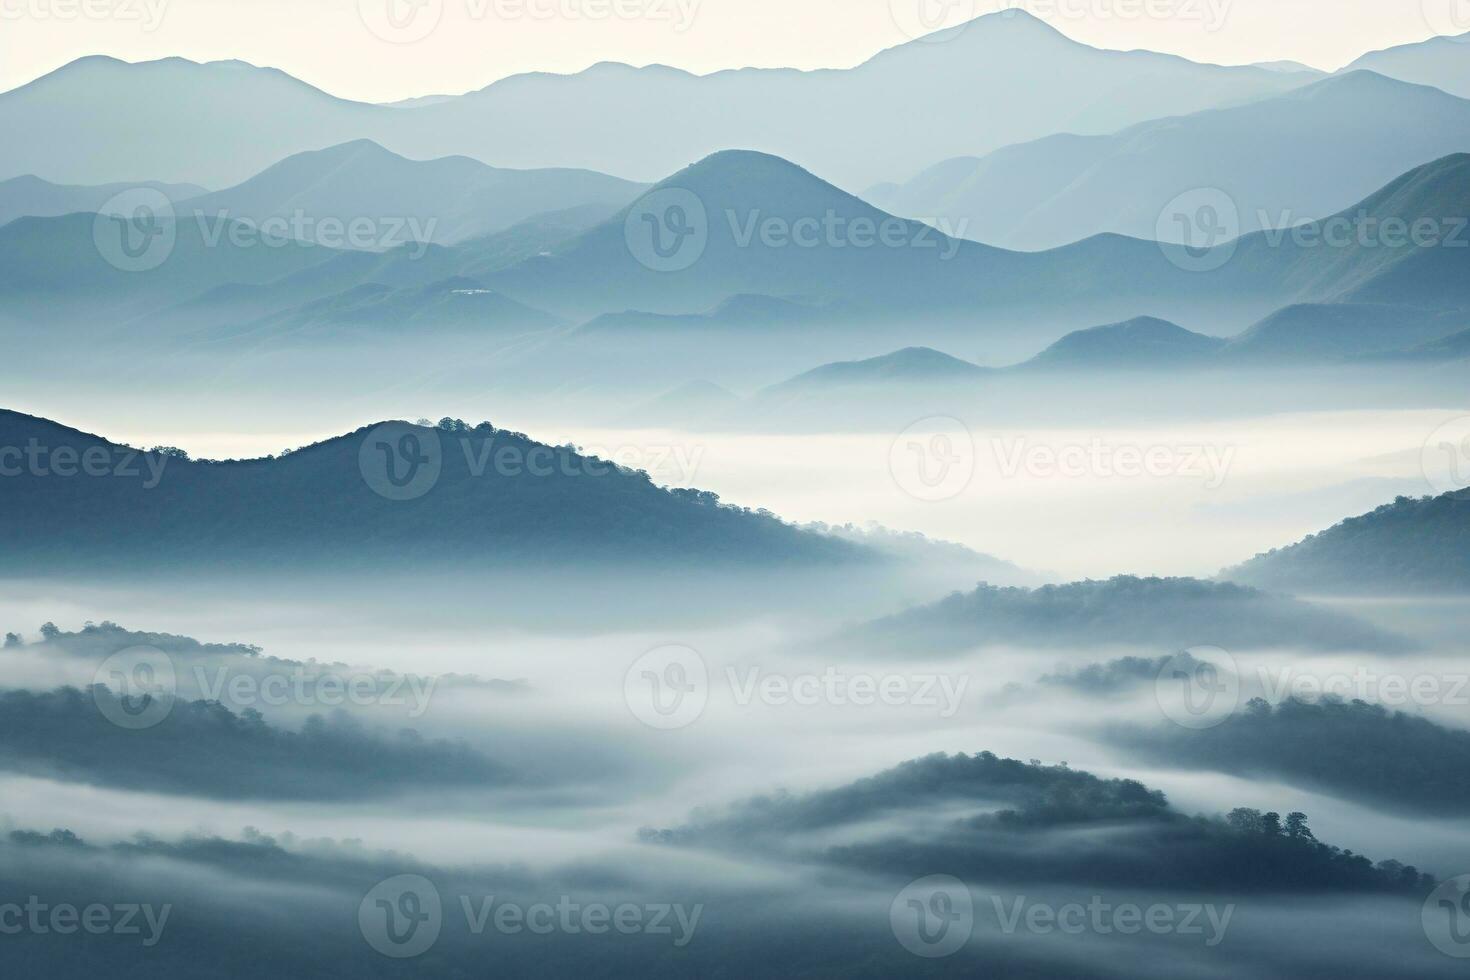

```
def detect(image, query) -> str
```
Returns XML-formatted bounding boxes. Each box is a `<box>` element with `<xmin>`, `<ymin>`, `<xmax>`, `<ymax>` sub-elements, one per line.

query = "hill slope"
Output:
<box><xmin>0</xmin><ymin>13</ymin><xmax>1310</xmax><ymax>188</ymax></box>
<box><xmin>1225</xmin><ymin>490</ymin><xmax>1470</xmax><ymax>593</ymax></box>
<box><xmin>870</xmin><ymin>72</ymin><xmax>1470</xmax><ymax>250</ymax></box>
<box><xmin>176</xmin><ymin>140</ymin><xmax>645</xmax><ymax>246</ymax></box>
<box><xmin>0</xmin><ymin>410</ymin><xmax>868</xmax><ymax>573</ymax></box>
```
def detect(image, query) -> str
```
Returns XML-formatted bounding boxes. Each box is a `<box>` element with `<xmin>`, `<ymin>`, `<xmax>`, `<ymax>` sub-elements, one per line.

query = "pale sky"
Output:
<box><xmin>0</xmin><ymin>0</ymin><xmax>1461</xmax><ymax>103</ymax></box>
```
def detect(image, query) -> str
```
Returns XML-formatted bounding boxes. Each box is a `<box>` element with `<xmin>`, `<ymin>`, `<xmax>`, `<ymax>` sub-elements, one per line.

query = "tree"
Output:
<box><xmin>1285</xmin><ymin>812</ymin><xmax>1315</xmax><ymax>840</ymax></box>
<box><xmin>1261</xmin><ymin>811</ymin><xmax>1283</xmax><ymax>836</ymax></box>
<box><xmin>39</xmin><ymin>622</ymin><xmax>60</xmax><ymax>640</ymax></box>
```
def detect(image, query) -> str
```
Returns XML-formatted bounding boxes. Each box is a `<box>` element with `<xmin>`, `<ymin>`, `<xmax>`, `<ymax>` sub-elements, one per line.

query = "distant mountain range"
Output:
<box><xmin>0</xmin><ymin>12</ymin><xmax>1311</xmax><ymax>189</ymax></box>
<box><xmin>5</xmin><ymin>147</ymin><xmax>1469</xmax><ymax>372</ymax></box>
<box><xmin>0</xmin><ymin>410</ymin><xmax>868</xmax><ymax>574</ymax></box>
<box><xmin>1345</xmin><ymin>31</ymin><xmax>1470</xmax><ymax>99</ymax></box>
<box><xmin>840</xmin><ymin>576</ymin><xmax>1410</xmax><ymax>654</ymax></box>
<box><xmin>171</xmin><ymin>139</ymin><xmax>646</xmax><ymax>246</ymax></box>
<box><xmin>867</xmin><ymin>72</ymin><xmax>1470</xmax><ymax>250</ymax></box>
<box><xmin>0</xmin><ymin>175</ymin><xmax>204</xmax><ymax>227</ymax></box>
<box><xmin>1225</xmin><ymin>489</ymin><xmax>1470</xmax><ymax>594</ymax></box>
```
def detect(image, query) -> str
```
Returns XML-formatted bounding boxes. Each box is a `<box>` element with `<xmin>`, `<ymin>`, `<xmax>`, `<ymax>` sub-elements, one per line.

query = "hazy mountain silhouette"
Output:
<box><xmin>0</xmin><ymin>175</ymin><xmax>205</xmax><ymax>227</ymax></box>
<box><xmin>870</xmin><ymin>73</ymin><xmax>1470</xmax><ymax>250</ymax></box>
<box><xmin>843</xmin><ymin>576</ymin><xmax>1409</xmax><ymax>654</ymax></box>
<box><xmin>1018</xmin><ymin>316</ymin><xmax>1225</xmax><ymax>369</ymax></box>
<box><xmin>761</xmin><ymin>347</ymin><xmax>989</xmax><ymax>396</ymax></box>
<box><xmin>201</xmin><ymin>276</ymin><xmax>562</xmax><ymax>348</ymax></box>
<box><xmin>175</xmin><ymin>139</ymin><xmax>645</xmax><ymax>246</ymax></box>
<box><xmin>0</xmin><ymin>13</ymin><xmax>1311</xmax><ymax>188</ymax></box>
<box><xmin>1344</xmin><ymin>31</ymin><xmax>1470</xmax><ymax>99</ymax></box>
<box><xmin>1225</xmin><ymin>490</ymin><xmax>1470</xmax><ymax>593</ymax></box>
<box><xmin>0</xmin><ymin>410</ymin><xmax>869</xmax><ymax>574</ymax></box>
<box><xmin>1220</xmin><ymin>303</ymin><xmax>1470</xmax><ymax>361</ymax></box>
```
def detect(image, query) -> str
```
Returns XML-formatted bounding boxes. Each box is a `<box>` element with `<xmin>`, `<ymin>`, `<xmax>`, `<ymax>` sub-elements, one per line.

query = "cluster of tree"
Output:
<box><xmin>1228</xmin><ymin>489</ymin><xmax>1470</xmax><ymax>593</ymax></box>
<box><xmin>848</xmin><ymin>576</ymin><xmax>1407</xmax><ymax>654</ymax></box>
<box><xmin>1115</xmin><ymin>696</ymin><xmax>1470</xmax><ymax>816</ymax></box>
<box><xmin>643</xmin><ymin>750</ymin><xmax>1436</xmax><ymax>895</ymax></box>
<box><xmin>0</xmin><ymin>412</ymin><xmax>868</xmax><ymax>573</ymax></box>
<box><xmin>0</xmin><ymin>687</ymin><xmax>512</xmax><ymax>801</ymax></box>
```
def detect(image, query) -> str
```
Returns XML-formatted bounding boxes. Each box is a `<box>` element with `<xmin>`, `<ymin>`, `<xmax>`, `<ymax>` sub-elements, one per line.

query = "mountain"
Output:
<box><xmin>0</xmin><ymin>13</ymin><xmax>1311</xmax><ymax>188</ymax></box>
<box><xmin>1225</xmin><ymin>490</ymin><xmax>1470</xmax><ymax>594</ymax></box>
<box><xmin>174</xmin><ymin>140</ymin><xmax>645</xmax><ymax>246</ymax></box>
<box><xmin>1220</xmin><ymin>303</ymin><xmax>1470</xmax><ymax>361</ymax></box>
<box><xmin>841</xmin><ymin>576</ymin><xmax>1409</xmax><ymax>654</ymax></box>
<box><xmin>761</xmin><ymin>347</ymin><xmax>988</xmax><ymax>395</ymax></box>
<box><xmin>869</xmin><ymin>72</ymin><xmax>1470</xmax><ymax>250</ymax></box>
<box><xmin>200</xmin><ymin>276</ymin><xmax>562</xmax><ymax>348</ymax></box>
<box><xmin>1344</xmin><ymin>32</ymin><xmax>1470</xmax><ymax>99</ymax></box>
<box><xmin>0</xmin><ymin>175</ymin><xmax>205</xmax><ymax>228</ymax></box>
<box><xmin>0</xmin><ymin>56</ymin><xmax>383</xmax><ymax>186</ymax></box>
<box><xmin>1019</xmin><ymin>316</ymin><xmax>1226</xmax><ymax>369</ymax></box>
<box><xmin>0</xmin><ymin>410</ymin><xmax>868</xmax><ymax>574</ymax></box>
<box><xmin>0</xmin><ymin>210</ymin><xmax>339</xmax><ymax>322</ymax></box>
